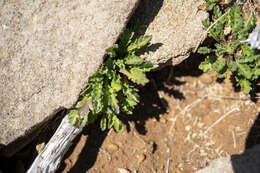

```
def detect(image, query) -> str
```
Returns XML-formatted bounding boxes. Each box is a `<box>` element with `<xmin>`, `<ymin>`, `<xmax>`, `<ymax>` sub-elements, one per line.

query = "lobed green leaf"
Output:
<box><xmin>120</xmin><ymin>68</ymin><xmax>149</xmax><ymax>86</ymax></box>
<box><xmin>119</xmin><ymin>29</ymin><xmax>135</xmax><ymax>49</ymax></box>
<box><xmin>227</xmin><ymin>61</ymin><xmax>237</xmax><ymax>72</ymax></box>
<box><xmin>108</xmin><ymin>113</ymin><xmax>116</xmax><ymax>129</ymax></box>
<box><xmin>213</xmin><ymin>58</ymin><xmax>227</xmax><ymax>73</ymax></box>
<box><xmin>108</xmin><ymin>86</ymin><xmax>120</xmax><ymax>114</ymax></box>
<box><xmin>127</xmin><ymin>36</ymin><xmax>152</xmax><ymax>54</ymax></box>
<box><xmin>124</xmin><ymin>55</ymin><xmax>144</xmax><ymax>65</ymax></box>
<box><xmin>199</xmin><ymin>56</ymin><xmax>217</xmax><ymax>72</ymax></box>
<box><xmin>113</xmin><ymin>117</ymin><xmax>124</xmax><ymax>133</ymax></box>
<box><xmin>111</xmin><ymin>74</ymin><xmax>122</xmax><ymax>92</ymax></box>
<box><xmin>100</xmin><ymin>116</ymin><xmax>107</xmax><ymax>131</ymax></box>
<box><xmin>231</xmin><ymin>4</ymin><xmax>244</xmax><ymax>37</ymax></box>
<box><xmin>236</xmin><ymin>76</ymin><xmax>252</xmax><ymax>94</ymax></box>
<box><xmin>198</xmin><ymin>47</ymin><xmax>212</xmax><ymax>54</ymax></box>
<box><xmin>237</xmin><ymin>63</ymin><xmax>252</xmax><ymax>79</ymax></box>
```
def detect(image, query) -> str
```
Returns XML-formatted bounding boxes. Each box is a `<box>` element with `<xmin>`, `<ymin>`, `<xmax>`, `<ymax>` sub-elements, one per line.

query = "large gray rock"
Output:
<box><xmin>0</xmin><ymin>0</ymin><xmax>209</xmax><ymax>156</ymax></box>
<box><xmin>135</xmin><ymin>0</ymin><xmax>208</xmax><ymax>66</ymax></box>
<box><xmin>196</xmin><ymin>144</ymin><xmax>260</xmax><ymax>173</ymax></box>
<box><xmin>0</xmin><ymin>0</ymin><xmax>140</xmax><ymax>154</ymax></box>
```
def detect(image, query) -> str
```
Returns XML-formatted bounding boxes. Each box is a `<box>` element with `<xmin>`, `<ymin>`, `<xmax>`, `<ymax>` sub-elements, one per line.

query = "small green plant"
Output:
<box><xmin>69</xmin><ymin>28</ymin><xmax>157</xmax><ymax>132</ymax></box>
<box><xmin>205</xmin><ymin>0</ymin><xmax>221</xmax><ymax>11</ymax></box>
<box><xmin>198</xmin><ymin>3</ymin><xmax>260</xmax><ymax>94</ymax></box>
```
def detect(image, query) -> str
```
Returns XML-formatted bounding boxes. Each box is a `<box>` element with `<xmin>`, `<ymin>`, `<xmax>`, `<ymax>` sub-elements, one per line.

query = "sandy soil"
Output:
<box><xmin>56</xmin><ymin>55</ymin><xmax>260</xmax><ymax>173</ymax></box>
<box><xmin>0</xmin><ymin>54</ymin><xmax>259</xmax><ymax>173</ymax></box>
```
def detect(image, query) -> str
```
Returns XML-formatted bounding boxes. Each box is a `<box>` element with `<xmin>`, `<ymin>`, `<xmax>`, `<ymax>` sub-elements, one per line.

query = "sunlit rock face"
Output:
<box><xmin>0</xmin><ymin>0</ymin><xmax>140</xmax><ymax>155</ymax></box>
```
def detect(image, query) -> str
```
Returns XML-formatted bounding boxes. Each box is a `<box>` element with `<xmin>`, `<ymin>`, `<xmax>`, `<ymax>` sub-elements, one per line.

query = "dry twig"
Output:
<box><xmin>204</xmin><ymin>107</ymin><xmax>240</xmax><ymax>134</ymax></box>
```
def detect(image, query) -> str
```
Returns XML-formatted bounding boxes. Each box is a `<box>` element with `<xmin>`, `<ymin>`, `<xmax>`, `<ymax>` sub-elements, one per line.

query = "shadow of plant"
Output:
<box><xmin>56</xmin><ymin>51</ymin><xmax>207</xmax><ymax>173</ymax></box>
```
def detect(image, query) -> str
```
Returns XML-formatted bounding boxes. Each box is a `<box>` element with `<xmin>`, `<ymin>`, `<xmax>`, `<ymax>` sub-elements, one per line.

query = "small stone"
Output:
<box><xmin>192</xmin><ymin>133</ymin><xmax>197</xmax><ymax>138</ymax></box>
<box><xmin>137</xmin><ymin>154</ymin><xmax>146</xmax><ymax>164</ymax></box>
<box><xmin>200</xmin><ymin>74</ymin><xmax>213</xmax><ymax>84</ymax></box>
<box><xmin>2</xmin><ymin>24</ymin><xmax>8</xmax><ymax>30</ymax></box>
<box><xmin>107</xmin><ymin>144</ymin><xmax>119</xmax><ymax>152</ymax></box>
<box><xmin>118</xmin><ymin>168</ymin><xmax>130</xmax><ymax>173</ymax></box>
<box><xmin>224</xmin><ymin>26</ymin><xmax>231</xmax><ymax>35</ymax></box>
<box><xmin>36</xmin><ymin>142</ymin><xmax>45</xmax><ymax>154</ymax></box>
<box><xmin>185</xmin><ymin>125</ymin><xmax>191</xmax><ymax>131</ymax></box>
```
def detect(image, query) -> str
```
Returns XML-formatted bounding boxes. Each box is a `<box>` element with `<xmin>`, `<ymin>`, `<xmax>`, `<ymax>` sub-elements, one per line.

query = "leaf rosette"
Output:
<box><xmin>69</xmin><ymin>28</ymin><xmax>157</xmax><ymax>131</ymax></box>
<box><xmin>198</xmin><ymin>3</ymin><xmax>260</xmax><ymax>94</ymax></box>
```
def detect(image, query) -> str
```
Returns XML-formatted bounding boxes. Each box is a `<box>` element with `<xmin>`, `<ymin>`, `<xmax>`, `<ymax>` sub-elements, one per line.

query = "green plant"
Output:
<box><xmin>198</xmin><ymin>3</ymin><xmax>260</xmax><ymax>94</ymax></box>
<box><xmin>205</xmin><ymin>0</ymin><xmax>221</xmax><ymax>11</ymax></box>
<box><xmin>69</xmin><ymin>29</ymin><xmax>157</xmax><ymax>132</ymax></box>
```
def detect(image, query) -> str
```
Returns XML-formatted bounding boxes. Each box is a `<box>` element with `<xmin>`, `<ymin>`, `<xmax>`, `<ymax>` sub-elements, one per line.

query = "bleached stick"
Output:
<box><xmin>27</xmin><ymin>113</ymin><xmax>83</xmax><ymax>173</ymax></box>
<box><xmin>231</xmin><ymin>130</ymin><xmax>237</xmax><ymax>149</ymax></box>
<box><xmin>166</xmin><ymin>158</ymin><xmax>170</xmax><ymax>173</ymax></box>
<box><xmin>204</xmin><ymin>107</ymin><xmax>240</xmax><ymax>134</ymax></box>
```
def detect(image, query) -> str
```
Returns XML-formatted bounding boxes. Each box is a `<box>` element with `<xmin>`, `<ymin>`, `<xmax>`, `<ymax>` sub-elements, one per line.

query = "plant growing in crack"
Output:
<box><xmin>28</xmin><ymin>26</ymin><xmax>158</xmax><ymax>173</ymax></box>
<box><xmin>69</xmin><ymin>28</ymin><xmax>157</xmax><ymax>132</ymax></box>
<box><xmin>198</xmin><ymin>3</ymin><xmax>260</xmax><ymax>94</ymax></box>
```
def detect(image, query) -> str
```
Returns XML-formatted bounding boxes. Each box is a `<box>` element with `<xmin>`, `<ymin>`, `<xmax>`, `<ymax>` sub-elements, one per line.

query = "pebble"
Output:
<box><xmin>118</xmin><ymin>168</ymin><xmax>130</xmax><ymax>173</ymax></box>
<box><xmin>2</xmin><ymin>24</ymin><xmax>8</xmax><ymax>30</ymax></box>
<box><xmin>107</xmin><ymin>144</ymin><xmax>119</xmax><ymax>152</ymax></box>
<box><xmin>36</xmin><ymin>142</ymin><xmax>45</xmax><ymax>154</ymax></box>
<box><xmin>137</xmin><ymin>154</ymin><xmax>146</xmax><ymax>164</ymax></box>
<box><xmin>224</xmin><ymin>26</ymin><xmax>231</xmax><ymax>35</ymax></box>
<box><xmin>185</xmin><ymin>125</ymin><xmax>191</xmax><ymax>131</ymax></box>
<box><xmin>200</xmin><ymin>74</ymin><xmax>213</xmax><ymax>84</ymax></box>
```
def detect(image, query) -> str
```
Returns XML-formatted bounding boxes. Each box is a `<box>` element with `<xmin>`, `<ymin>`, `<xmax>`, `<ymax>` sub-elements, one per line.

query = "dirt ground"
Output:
<box><xmin>54</xmin><ymin>54</ymin><xmax>259</xmax><ymax>173</ymax></box>
<box><xmin>49</xmin><ymin>4</ymin><xmax>260</xmax><ymax>173</ymax></box>
<box><xmin>0</xmin><ymin>54</ymin><xmax>259</xmax><ymax>173</ymax></box>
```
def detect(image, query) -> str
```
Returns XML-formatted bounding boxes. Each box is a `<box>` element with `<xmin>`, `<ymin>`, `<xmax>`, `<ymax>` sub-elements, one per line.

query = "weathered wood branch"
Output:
<box><xmin>27</xmin><ymin>114</ymin><xmax>83</xmax><ymax>173</ymax></box>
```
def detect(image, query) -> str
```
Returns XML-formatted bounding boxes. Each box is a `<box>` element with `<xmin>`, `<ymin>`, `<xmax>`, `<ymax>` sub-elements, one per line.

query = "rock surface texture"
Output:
<box><xmin>0</xmin><ymin>0</ymin><xmax>140</xmax><ymax>154</ymax></box>
<box><xmin>196</xmin><ymin>144</ymin><xmax>260</xmax><ymax>173</ymax></box>
<box><xmin>0</xmin><ymin>0</ymin><xmax>209</xmax><ymax>156</ymax></box>
<box><xmin>134</xmin><ymin>0</ymin><xmax>208</xmax><ymax>66</ymax></box>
